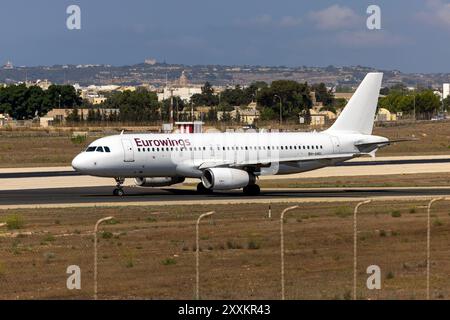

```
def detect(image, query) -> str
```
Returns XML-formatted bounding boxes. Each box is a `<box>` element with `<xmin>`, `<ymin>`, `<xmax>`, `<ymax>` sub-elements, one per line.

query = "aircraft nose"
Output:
<box><xmin>72</xmin><ymin>154</ymin><xmax>86</xmax><ymax>172</ymax></box>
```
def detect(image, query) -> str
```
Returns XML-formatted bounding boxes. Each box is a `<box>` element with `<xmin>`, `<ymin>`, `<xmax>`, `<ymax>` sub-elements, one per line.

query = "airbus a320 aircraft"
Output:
<box><xmin>72</xmin><ymin>72</ymin><xmax>395</xmax><ymax>196</ymax></box>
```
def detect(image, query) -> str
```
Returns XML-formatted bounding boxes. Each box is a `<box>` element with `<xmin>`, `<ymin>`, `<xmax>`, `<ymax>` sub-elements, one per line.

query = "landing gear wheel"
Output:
<box><xmin>197</xmin><ymin>183</ymin><xmax>212</xmax><ymax>194</ymax></box>
<box><xmin>113</xmin><ymin>178</ymin><xmax>125</xmax><ymax>197</ymax></box>
<box><xmin>113</xmin><ymin>188</ymin><xmax>125</xmax><ymax>197</ymax></box>
<box><xmin>243</xmin><ymin>184</ymin><xmax>260</xmax><ymax>196</ymax></box>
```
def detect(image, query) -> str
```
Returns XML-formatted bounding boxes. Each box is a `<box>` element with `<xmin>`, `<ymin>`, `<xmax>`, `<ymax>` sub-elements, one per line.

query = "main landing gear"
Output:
<box><xmin>243</xmin><ymin>184</ymin><xmax>260</xmax><ymax>196</ymax></box>
<box><xmin>113</xmin><ymin>178</ymin><xmax>125</xmax><ymax>196</ymax></box>
<box><xmin>197</xmin><ymin>183</ymin><xmax>213</xmax><ymax>194</ymax></box>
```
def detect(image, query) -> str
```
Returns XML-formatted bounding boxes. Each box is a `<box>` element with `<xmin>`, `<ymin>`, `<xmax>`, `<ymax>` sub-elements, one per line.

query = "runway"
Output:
<box><xmin>2</xmin><ymin>186</ymin><xmax>450</xmax><ymax>209</ymax></box>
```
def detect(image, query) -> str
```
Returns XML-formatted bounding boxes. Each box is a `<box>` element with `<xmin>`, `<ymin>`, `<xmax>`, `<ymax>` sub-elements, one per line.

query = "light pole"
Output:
<box><xmin>280</xmin><ymin>205</ymin><xmax>299</xmax><ymax>300</ymax></box>
<box><xmin>353</xmin><ymin>199</ymin><xmax>371</xmax><ymax>300</ymax></box>
<box><xmin>274</xmin><ymin>95</ymin><xmax>282</xmax><ymax>127</ymax></box>
<box><xmin>196</xmin><ymin>211</ymin><xmax>214</xmax><ymax>300</ymax></box>
<box><xmin>94</xmin><ymin>216</ymin><xmax>114</xmax><ymax>300</ymax></box>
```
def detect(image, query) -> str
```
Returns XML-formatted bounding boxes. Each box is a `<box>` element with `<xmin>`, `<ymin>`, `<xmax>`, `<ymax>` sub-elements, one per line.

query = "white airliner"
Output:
<box><xmin>72</xmin><ymin>72</ymin><xmax>394</xmax><ymax>196</ymax></box>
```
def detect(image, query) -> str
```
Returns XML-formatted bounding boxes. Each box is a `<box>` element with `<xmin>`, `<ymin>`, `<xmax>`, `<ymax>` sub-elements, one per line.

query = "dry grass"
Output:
<box><xmin>374</xmin><ymin>121</ymin><xmax>450</xmax><ymax>156</ymax></box>
<box><xmin>0</xmin><ymin>134</ymin><xmax>95</xmax><ymax>168</ymax></box>
<box><xmin>1</xmin><ymin>201</ymin><xmax>450</xmax><ymax>300</ymax></box>
<box><xmin>259</xmin><ymin>172</ymin><xmax>450</xmax><ymax>188</ymax></box>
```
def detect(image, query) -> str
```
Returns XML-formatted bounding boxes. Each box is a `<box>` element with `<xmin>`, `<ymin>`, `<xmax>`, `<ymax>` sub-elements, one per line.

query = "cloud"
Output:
<box><xmin>309</xmin><ymin>5</ymin><xmax>361</xmax><ymax>30</ymax></box>
<box><xmin>417</xmin><ymin>0</ymin><xmax>450</xmax><ymax>28</ymax></box>
<box><xmin>234</xmin><ymin>14</ymin><xmax>301</xmax><ymax>28</ymax></box>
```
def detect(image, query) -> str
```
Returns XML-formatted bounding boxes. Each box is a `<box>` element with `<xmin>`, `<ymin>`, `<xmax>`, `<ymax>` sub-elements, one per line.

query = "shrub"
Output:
<box><xmin>162</xmin><ymin>258</ymin><xmax>177</xmax><ymax>266</ymax></box>
<box><xmin>105</xmin><ymin>218</ymin><xmax>120</xmax><ymax>225</ymax></box>
<box><xmin>146</xmin><ymin>217</ymin><xmax>157</xmax><ymax>223</ymax></box>
<box><xmin>247</xmin><ymin>239</ymin><xmax>261</xmax><ymax>250</ymax></box>
<box><xmin>101</xmin><ymin>231</ymin><xmax>113</xmax><ymax>239</ymax></box>
<box><xmin>43</xmin><ymin>234</ymin><xmax>55</xmax><ymax>242</ymax></box>
<box><xmin>433</xmin><ymin>219</ymin><xmax>443</xmax><ymax>227</ymax></box>
<box><xmin>409</xmin><ymin>207</ymin><xmax>417</xmax><ymax>214</ymax></box>
<box><xmin>391</xmin><ymin>210</ymin><xmax>401</xmax><ymax>218</ymax></box>
<box><xmin>226</xmin><ymin>241</ymin><xmax>243</xmax><ymax>250</ymax></box>
<box><xmin>5</xmin><ymin>214</ymin><xmax>24</xmax><ymax>230</ymax></box>
<box><xmin>44</xmin><ymin>252</ymin><xmax>55</xmax><ymax>263</ymax></box>
<box><xmin>386</xmin><ymin>271</ymin><xmax>394</xmax><ymax>279</ymax></box>
<box><xmin>379</xmin><ymin>230</ymin><xmax>387</xmax><ymax>237</ymax></box>
<box><xmin>334</xmin><ymin>207</ymin><xmax>352</xmax><ymax>218</ymax></box>
<box><xmin>71</xmin><ymin>135</ymin><xmax>86</xmax><ymax>144</ymax></box>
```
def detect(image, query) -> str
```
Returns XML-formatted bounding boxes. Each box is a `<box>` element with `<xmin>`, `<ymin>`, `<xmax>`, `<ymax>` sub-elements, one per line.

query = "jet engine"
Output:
<box><xmin>201</xmin><ymin>168</ymin><xmax>255</xmax><ymax>190</ymax></box>
<box><xmin>134</xmin><ymin>177</ymin><xmax>185</xmax><ymax>187</ymax></box>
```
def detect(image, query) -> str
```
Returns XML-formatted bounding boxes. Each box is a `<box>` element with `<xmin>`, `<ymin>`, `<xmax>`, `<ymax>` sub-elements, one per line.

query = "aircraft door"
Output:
<box><xmin>331</xmin><ymin>136</ymin><xmax>341</xmax><ymax>154</ymax></box>
<box><xmin>121</xmin><ymin>139</ymin><xmax>135</xmax><ymax>162</ymax></box>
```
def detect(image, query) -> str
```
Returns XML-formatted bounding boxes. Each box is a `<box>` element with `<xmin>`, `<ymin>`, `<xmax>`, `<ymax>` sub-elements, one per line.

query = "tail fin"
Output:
<box><xmin>327</xmin><ymin>72</ymin><xmax>383</xmax><ymax>135</ymax></box>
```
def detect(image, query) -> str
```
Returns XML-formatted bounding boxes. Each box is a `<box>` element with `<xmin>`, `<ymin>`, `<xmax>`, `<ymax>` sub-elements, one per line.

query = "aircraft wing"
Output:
<box><xmin>198</xmin><ymin>153</ymin><xmax>357</xmax><ymax>170</ymax></box>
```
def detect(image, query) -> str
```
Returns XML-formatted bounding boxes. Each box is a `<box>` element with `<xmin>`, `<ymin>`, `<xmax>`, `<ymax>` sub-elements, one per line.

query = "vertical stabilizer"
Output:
<box><xmin>327</xmin><ymin>72</ymin><xmax>383</xmax><ymax>135</ymax></box>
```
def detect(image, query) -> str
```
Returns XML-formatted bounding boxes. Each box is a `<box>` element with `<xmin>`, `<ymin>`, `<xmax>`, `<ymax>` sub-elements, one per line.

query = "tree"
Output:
<box><xmin>257</xmin><ymin>80</ymin><xmax>312</xmax><ymax>121</ymax></box>
<box><xmin>103</xmin><ymin>87</ymin><xmax>160</xmax><ymax>123</ymax></box>
<box><xmin>191</xmin><ymin>82</ymin><xmax>219</xmax><ymax>106</ymax></box>
<box><xmin>312</xmin><ymin>83</ymin><xmax>334</xmax><ymax>106</ymax></box>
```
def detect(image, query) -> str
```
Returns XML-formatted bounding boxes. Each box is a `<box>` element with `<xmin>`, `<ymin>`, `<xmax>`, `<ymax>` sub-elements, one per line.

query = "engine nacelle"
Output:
<box><xmin>201</xmin><ymin>168</ymin><xmax>255</xmax><ymax>190</ymax></box>
<box><xmin>134</xmin><ymin>177</ymin><xmax>185</xmax><ymax>188</ymax></box>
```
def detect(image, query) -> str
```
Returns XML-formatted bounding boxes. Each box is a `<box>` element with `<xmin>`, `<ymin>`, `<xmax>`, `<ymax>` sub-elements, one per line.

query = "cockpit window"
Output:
<box><xmin>96</xmin><ymin>147</ymin><xmax>104</xmax><ymax>152</ymax></box>
<box><xmin>86</xmin><ymin>146</ymin><xmax>96</xmax><ymax>152</ymax></box>
<box><xmin>104</xmin><ymin>146</ymin><xmax>111</xmax><ymax>153</ymax></box>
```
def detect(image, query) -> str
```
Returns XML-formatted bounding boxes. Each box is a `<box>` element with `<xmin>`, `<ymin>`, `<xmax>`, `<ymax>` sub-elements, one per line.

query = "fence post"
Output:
<box><xmin>94</xmin><ymin>216</ymin><xmax>114</xmax><ymax>300</ymax></box>
<box><xmin>196</xmin><ymin>211</ymin><xmax>214</xmax><ymax>300</ymax></box>
<box><xmin>427</xmin><ymin>198</ymin><xmax>444</xmax><ymax>300</ymax></box>
<box><xmin>280</xmin><ymin>205</ymin><xmax>299</xmax><ymax>300</ymax></box>
<box><xmin>353</xmin><ymin>200</ymin><xmax>371</xmax><ymax>301</ymax></box>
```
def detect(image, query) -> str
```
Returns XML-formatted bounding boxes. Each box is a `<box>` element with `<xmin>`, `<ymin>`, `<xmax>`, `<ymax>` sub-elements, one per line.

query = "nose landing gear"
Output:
<box><xmin>113</xmin><ymin>178</ymin><xmax>125</xmax><ymax>196</ymax></box>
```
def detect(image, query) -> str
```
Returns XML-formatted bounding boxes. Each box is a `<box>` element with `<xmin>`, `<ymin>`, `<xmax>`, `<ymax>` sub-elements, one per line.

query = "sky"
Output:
<box><xmin>1</xmin><ymin>0</ymin><xmax>450</xmax><ymax>73</ymax></box>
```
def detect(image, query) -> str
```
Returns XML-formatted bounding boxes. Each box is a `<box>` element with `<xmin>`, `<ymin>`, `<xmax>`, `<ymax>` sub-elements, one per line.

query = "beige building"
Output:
<box><xmin>376</xmin><ymin>108</ymin><xmax>397</xmax><ymax>122</ymax></box>
<box><xmin>217</xmin><ymin>102</ymin><xmax>260</xmax><ymax>124</ymax></box>
<box><xmin>0</xmin><ymin>114</ymin><xmax>8</xmax><ymax>127</ymax></box>
<box><xmin>308</xmin><ymin>106</ymin><xmax>337</xmax><ymax>126</ymax></box>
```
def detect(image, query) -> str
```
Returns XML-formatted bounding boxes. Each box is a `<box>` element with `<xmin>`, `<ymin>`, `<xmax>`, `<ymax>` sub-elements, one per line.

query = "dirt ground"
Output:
<box><xmin>0</xmin><ymin>120</ymin><xmax>449</xmax><ymax>168</ymax></box>
<box><xmin>1</xmin><ymin>200</ymin><xmax>449</xmax><ymax>300</ymax></box>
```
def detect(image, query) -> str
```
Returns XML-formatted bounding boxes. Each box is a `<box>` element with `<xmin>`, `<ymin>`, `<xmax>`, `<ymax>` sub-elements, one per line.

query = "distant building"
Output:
<box><xmin>334</xmin><ymin>92</ymin><xmax>354</xmax><ymax>101</ymax></box>
<box><xmin>144</xmin><ymin>58</ymin><xmax>157</xmax><ymax>65</ymax></box>
<box><xmin>309</xmin><ymin>107</ymin><xmax>336</xmax><ymax>127</ymax></box>
<box><xmin>35</xmin><ymin>79</ymin><xmax>52</xmax><ymax>90</ymax></box>
<box><xmin>39</xmin><ymin>117</ymin><xmax>54</xmax><ymax>128</ymax></box>
<box><xmin>443</xmin><ymin>83</ymin><xmax>450</xmax><ymax>99</ymax></box>
<box><xmin>157</xmin><ymin>87</ymin><xmax>202</xmax><ymax>102</ymax></box>
<box><xmin>3</xmin><ymin>61</ymin><xmax>13</xmax><ymax>69</ymax></box>
<box><xmin>178</xmin><ymin>71</ymin><xmax>189</xmax><ymax>87</ymax></box>
<box><xmin>45</xmin><ymin>108</ymin><xmax>120</xmax><ymax>123</ymax></box>
<box><xmin>217</xmin><ymin>102</ymin><xmax>260</xmax><ymax>125</ymax></box>
<box><xmin>0</xmin><ymin>114</ymin><xmax>9</xmax><ymax>127</ymax></box>
<box><xmin>376</xmin><ymin>108</ymin><xmax>397</xmax><ymax>122</ymax></box>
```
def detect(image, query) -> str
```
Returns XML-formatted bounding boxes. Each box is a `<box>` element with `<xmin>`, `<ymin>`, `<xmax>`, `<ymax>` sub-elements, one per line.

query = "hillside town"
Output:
<box><xmin>0</xmin><ymin>59</ymin><xmax>449</xmax><ymax>130</ymax></box>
